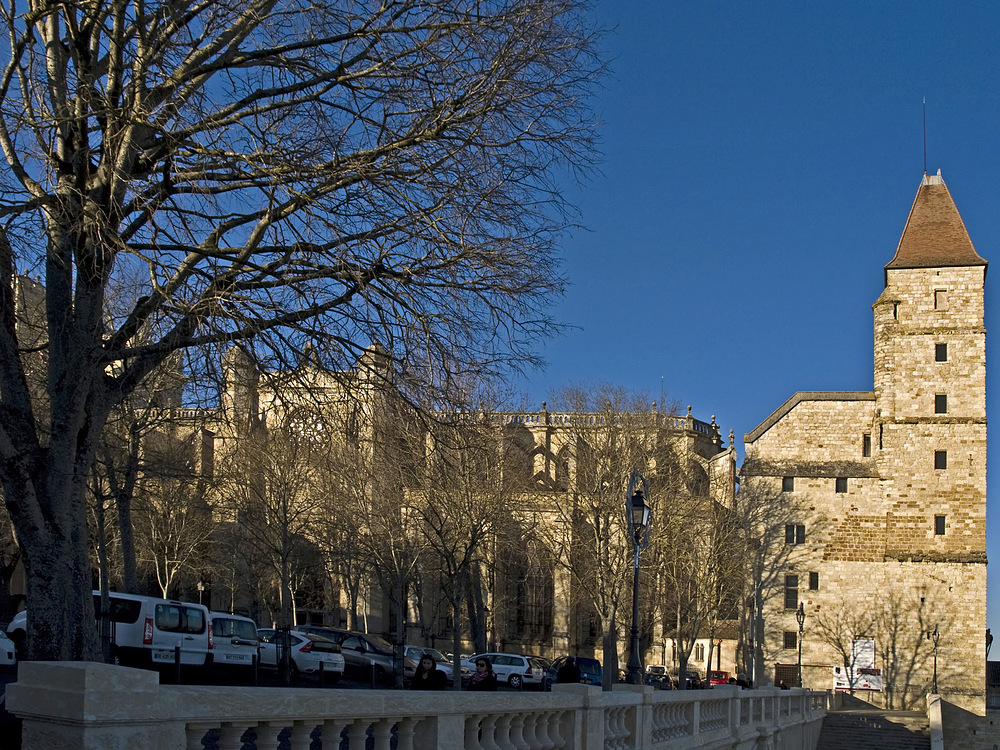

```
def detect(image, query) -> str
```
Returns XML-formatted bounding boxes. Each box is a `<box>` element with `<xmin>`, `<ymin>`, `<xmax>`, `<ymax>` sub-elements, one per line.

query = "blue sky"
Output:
<box><xmin>516</xmin><ymin>2</ymin><xmax>1000</xmax><ymax>644</ymax></box>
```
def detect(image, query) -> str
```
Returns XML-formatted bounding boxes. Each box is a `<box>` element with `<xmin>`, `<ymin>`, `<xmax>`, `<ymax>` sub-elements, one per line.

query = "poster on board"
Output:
<box><xmin>832</xmin><ymin>638</ymin><xmax>883</xmax><ymax>692</ymax></box>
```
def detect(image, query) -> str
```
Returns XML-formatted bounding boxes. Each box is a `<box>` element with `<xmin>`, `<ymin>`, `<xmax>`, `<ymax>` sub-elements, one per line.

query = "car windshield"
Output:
<box><xmin>364</xmin><ymin>634</ymin><xmax>393</xmax><ymax>652</ymax></box>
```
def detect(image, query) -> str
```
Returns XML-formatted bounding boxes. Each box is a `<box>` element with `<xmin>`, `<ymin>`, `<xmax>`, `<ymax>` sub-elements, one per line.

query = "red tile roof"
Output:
<box><xmin>884</xmin><ymin>171</ymin><xmax>987</xmax><ymax>273</ymax></box>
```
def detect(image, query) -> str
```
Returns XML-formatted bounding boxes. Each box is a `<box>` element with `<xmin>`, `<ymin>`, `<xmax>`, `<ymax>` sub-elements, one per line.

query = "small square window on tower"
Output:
<box><xmin>934</xmin><ymin>289</ymin><xmax>948</xmax><ymax>310</ymax></box>
<box><xmin>935</xmin><ymin>343</ymin><xmax>948</xmax><ymax>362</ymax></box>
<box><xmin>935</xmin><ymin>394</ymin><xmax>948</xmax><ymax>414</ymax></box>
<box><xmin>934</xmin><ymin>451</ymin><xmax>948</xmax><ymax>470</ymax></box>
<box><xmin>782</xmin><ymin>476</ymin><xmax>794</xmax><ymax>492</ymax></box>
<box><xmin>934</xmin><ymin>515</ymin><xmax>946</xmax><ymax>535</ymax></box>
<box><xmin>835</xmin><ymin>477</ymin><xmax>848</xmax><ymax>493</ymax></box>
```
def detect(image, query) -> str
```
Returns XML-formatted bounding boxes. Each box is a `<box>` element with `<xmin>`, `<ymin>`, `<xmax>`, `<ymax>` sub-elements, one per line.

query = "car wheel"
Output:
<box><xmin>509</xmin><ymin>673</ymin><xmax>523</xmax><ymax>689</ymax></box>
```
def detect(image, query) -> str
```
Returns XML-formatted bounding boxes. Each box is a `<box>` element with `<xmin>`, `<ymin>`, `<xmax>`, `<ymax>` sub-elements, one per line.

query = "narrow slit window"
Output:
<box><xmin>935</xmin><ymin>394</ymin><xmax>947</xmax><ymax>414</ymax></box>
<box><xmin>935</xmin><ymin>515</ymin><xmax>946</xmax><ymax>535</ymax></box>
<box><xmin>862</xmin><ymin>433</ymin><xmax>871</xmax><ymax>457</ymax></box>
<box><xmin>935</xmin><ymin>343</ymin><xmax>948</xmax><ymax>362</ymax></box>
<box><xmin>935</xmin><ymin>451</ymin><xmax>947</xmax><ymax>470</ymax></box>
<box><xmin>809</xmin><ymin>571</ymin><xmax>819</xmax><ymax>590</ymax></box>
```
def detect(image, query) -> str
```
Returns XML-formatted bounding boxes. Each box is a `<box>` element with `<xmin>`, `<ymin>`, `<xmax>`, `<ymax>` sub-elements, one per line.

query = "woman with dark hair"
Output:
<box><xmin>411</xmin><ymin>653</ymin><xmax>447</xmax><ymax>690</ymax></box>
<box><xmin>468</xmin><ymin>657</ymin><xmax>498</xmax><ymax>691</ymax></box>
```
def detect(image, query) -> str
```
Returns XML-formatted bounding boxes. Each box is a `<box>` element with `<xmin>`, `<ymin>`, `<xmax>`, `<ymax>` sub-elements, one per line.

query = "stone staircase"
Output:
<box><xmin>817</xmin><ymin>705</ymin><xmax>930</xmax><ymax>750</ymax></box>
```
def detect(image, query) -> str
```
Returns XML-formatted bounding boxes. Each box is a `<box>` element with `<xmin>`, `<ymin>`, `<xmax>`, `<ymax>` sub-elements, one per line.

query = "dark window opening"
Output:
<box><xmin>782</xmin><ymin>476</ymin><xmax>794</xmax><ymax>492</ymax></box>
<box><xmin>784</xmin><ymin>575</ymin><xmax>799</xmax><ymax>610</ymax></box>
<box><xmin>934</xmin><ymin>451</ymin><xmax>947</xmax><ymax>470</ymax></box>
<box><xmin>783</xmin><ymin>631</ymin><xmax>798</xmax><ymax>649</ymax></box>
<box><xmin>935</xmin><ymin>343</ymin><xmax>948</xmax><ymax>362</ymax></box>
<box><xmin>935</xmin><ymin>394</ymin><xmax>947</xmax><ymax>414</ymax></box>
<box><xmin>785</xmin><ymin>524</ymin><xmax>805</xmax><ymax>545</ymax></box>
<box><xmin>862</xmin><ymin>433</ymin><xmax>871</xmax><ymax>457</ymax></box>
<box><xmin>809</xmin><ymin>572</ymin><xmax>819</xmax><ymax>590</ymax></box>
<box><xmin>836</xmin><ymin>477</ymin><xmax>848</xmax><ymax>493</ymax></box>
<box><xmin>935</xmin><ymin>515</ymin><xmax>946</xmax><ymax>535</ymax></box>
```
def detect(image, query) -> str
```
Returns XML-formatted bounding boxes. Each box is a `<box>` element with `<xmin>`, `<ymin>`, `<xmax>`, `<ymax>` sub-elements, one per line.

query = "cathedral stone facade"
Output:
<box><xmin>742</xmin><ymin>171</ymin><xmax>988</xmax><ymax>713</ymax></box>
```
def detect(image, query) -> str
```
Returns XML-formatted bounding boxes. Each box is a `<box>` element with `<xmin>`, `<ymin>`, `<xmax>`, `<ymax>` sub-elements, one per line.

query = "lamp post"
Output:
<box><xmin>930</xmin><ymin>624</ymin><xmax>940</xmax><ymax>693</ymax></box>
<box><xmin>624</xmin><ymin>470</ymin><xmax>652</xmax><ymax>685</ymax></box>
<box><xmin>795</xmin><ymin>602</ymin><xmax>805</xmax><ymax>688</ymax></box>
<box><xmin>197</xmin><ymin>581</ymin><xmax>205</xmax><ymax>605</ymax></box>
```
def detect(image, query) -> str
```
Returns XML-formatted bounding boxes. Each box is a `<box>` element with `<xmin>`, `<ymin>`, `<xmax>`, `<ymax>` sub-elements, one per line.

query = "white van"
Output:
<box><xmin>7</xmin><ymin>590</ymin><xmax>212</xmax><ymax>667</ymax></box>
<box><xmin>209</xmin><ymin>611</ymin><xmax>259</xmax><ymax>670</ymax></box>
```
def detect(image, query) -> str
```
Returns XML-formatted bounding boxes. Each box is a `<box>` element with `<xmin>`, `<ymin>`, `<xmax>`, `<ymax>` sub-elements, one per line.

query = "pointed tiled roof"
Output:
<box><xmin>885</xmin><ymin>171</ymin><xmax>987</xmax><ymax>274</ymax></box>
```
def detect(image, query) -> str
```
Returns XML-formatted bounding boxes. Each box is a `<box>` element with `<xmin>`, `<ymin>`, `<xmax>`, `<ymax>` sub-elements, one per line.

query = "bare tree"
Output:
<box><xmin>0</xmin><ymin>0</ymin><xmax>601</xmax><ymax>659</ymax></box>
<box><xmin>412</xmin><ymin>411</ymin><xmax>521</xmax><ymax>689</ymax></box>
<box><xmin>536</xmin><ymin>384</ymin><xmax>661</xmax><ymax>689</ymax></box>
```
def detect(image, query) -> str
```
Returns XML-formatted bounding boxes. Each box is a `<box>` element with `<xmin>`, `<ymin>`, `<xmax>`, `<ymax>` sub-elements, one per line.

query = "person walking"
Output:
<box><xmin>468</xmin><ymin>658</ymin><xmax>498</xmax><ymax>691</ymax></box>
<box><xmin>411</xmin><ymin>653</ymin><xmax>447</xmax><ymax>690</ymax></box>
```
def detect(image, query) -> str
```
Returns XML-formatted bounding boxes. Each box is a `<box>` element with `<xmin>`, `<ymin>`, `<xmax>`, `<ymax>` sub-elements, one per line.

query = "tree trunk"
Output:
<box><xmin>13</xmin><ymin>474</ymin><xmax>101</xmax><ymax>661</ymax></box>
<box><xmin>601</xmin><ymin>614</ymin><xmax>619</xmax><ymax>691</ymax></box>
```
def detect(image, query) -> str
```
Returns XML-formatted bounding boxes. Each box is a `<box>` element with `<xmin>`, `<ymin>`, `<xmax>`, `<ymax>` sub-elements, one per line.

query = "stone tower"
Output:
<box><xmin>742</xmin><ymin>171</ymin><xmax>988</xmax><ymax>713</ymax></box>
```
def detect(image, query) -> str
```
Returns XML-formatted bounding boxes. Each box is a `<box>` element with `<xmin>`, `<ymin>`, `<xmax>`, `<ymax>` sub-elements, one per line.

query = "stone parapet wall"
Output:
<box><xmin>6</xmin><ymin>661</ymin><xmax>826</xmax><ymax>750</ymax></box>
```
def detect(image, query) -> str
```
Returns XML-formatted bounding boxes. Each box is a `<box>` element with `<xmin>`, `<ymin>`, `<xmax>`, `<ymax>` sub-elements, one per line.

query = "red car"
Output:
<box><xmin>709</xmin><ymin>670</ymin><xmax>730</xmax><ymax>686</ymax></box>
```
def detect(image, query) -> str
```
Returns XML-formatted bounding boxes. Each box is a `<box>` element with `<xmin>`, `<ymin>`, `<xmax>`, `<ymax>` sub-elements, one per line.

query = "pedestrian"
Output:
<box><xmin>411</xmin><ymin>653</ymin><xmax>447</xmax><ymax>690</ymax></box>
<box><xmin>735</xmin><ymin>673</ymin><xmax>749</xmax><ymax>688</ymax></box>
<box><xmin>555</xmin><ymin>656</ymin><xmax>581</xmax><ymax>684</ymax></box>
<box><xmin>468</xmin><ymin>658</ymin><xmax>498</xmax><ymax>691</ymax></box>
<box><xmin>778</xmin><ymin>680</ymin><xmax>789</xmax><ymax>690</ymax></box>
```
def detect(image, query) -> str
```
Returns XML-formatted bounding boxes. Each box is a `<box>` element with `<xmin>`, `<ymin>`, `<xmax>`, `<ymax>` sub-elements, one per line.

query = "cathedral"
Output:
<box><xmin>742</xmin><ymin>171</ymin><xmax>988</xmax><ymax>712</ymax></box>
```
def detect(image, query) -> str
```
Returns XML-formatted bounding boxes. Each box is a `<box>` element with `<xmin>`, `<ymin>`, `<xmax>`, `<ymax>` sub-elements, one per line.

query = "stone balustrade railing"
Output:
<box><xmin>7</xmin><ymin>661</ymin><xmax>826</xmax><ymax>750</ymax></box>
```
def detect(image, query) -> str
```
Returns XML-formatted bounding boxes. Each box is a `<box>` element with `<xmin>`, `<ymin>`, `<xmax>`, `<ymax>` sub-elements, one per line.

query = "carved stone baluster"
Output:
<box><xmin>395</xmin><ymin>717</ymin><xmax>419</xmax><ymax>750</ymax></box>
<box><xmin>257</xmin><ymin>722</ymin><xmax>287</xmax><ymax>750</ymax></box>
<box><xmin>288</xmin><ymin>721</ymin><xmax>317</xmax><ymax>750</ymax></box>
<box><xmin>348</xmin><ymin>720</ymin><xmax>371</xmax><ymax>750</ymax></box>
<box><xmin>465</xmin><ymin>715</ymin><xmax>482</xmax><ymax>749</ymax></box>
<box><xmin>371</xmin><ymin>718</ymin><xmax>393</xmax><ymax>750</ymax></box>
<box><xmin>321</xmin><ymin>719</ymin><xmax>350</xmax><ymax>749</ymax></box>
<box><xmin>479</xmin><ymin>715</ymin><xmax>502</xmax><ymax>750</ymax></box>
<box><xmin>494</xmin><ymin>714</ymin><xmax>515</xmax><ymax>750</ymax></box>
<box><xmin>217</xmin><ymin>722</ymin><xmax>253</xmax><ymax>750</ymax></box>
<box><xmin>186</xmin><ymin>722</ymin><xmax>216</xmax><ymax>750</ymax></box>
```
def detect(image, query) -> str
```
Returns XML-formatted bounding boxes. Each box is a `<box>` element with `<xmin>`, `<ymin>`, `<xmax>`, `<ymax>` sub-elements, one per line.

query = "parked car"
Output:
<box><xmin>460</xmin><ymin>652</ymin><xmax>547</xmax><ymax>689</ymax></box>
<box><xmin>644</xmin><ymin>664</ymin><xmax>668</xmax><ymax>686</ymax></box>
<box><xmin>209</xmin><ymin>612</ymin><xmax>259</xmax><ymax>672</ymax></box>
<box><xmin>294</xmin><ymin>625</ymin><xmax>416</xmax><ymax>683</ymax></box>
<box><xmin>403</xmin><ymin>645</ymin><xmax>469</xmax><ymax>681</ymax></box>
<box><xmin>8</xmin><ymin>591</ymin><xmax>212</xmax><ymax>668</ymax></box>
<box><xmin>257</xmin><ymin>628</ymin><xmax>345</xmax><ymax>681</ymax></box>
<box><xmin>0</xmin><ymin>631</ymin><xmax>16</xmax><ymax>667</ymax></box>
<box><xmin>708</xmin><ymin>670</ymin><xmax>730</xmax><ymax>686</ymax></box>
<box><xmin>672</xmin><ymin>669</ymin><xmax>703</xmax><ymax>688</ymax></box>
<box><xmin>542</xmin><ymin>655</ymin><xmax>602</xmax><ymax>690</ymax></box>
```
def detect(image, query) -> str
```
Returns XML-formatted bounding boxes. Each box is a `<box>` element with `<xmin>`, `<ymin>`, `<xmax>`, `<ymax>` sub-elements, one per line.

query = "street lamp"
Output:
<box><xmin>624</xmin><ymin>470</ymin><xmax>652</xmax><ymax>685</ymax></box>
<box><xmin>197</xmin><ymin>581</ymin><xmax>205</xmax><ymax>605</ymax></box>
<box><xmin>930</xmin><ymin>624</ymin><xmax>940</xmax><ymax>693</ymax></box>
<box><xmin>795</xmin><ymin>602</ymin><xmax>805</xmax><ymax>688</ymax></box>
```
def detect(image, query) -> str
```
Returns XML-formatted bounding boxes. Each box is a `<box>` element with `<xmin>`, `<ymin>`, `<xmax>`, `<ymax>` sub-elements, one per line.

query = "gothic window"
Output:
<box><xmin>935</xmin><ymin>394</ymin><xmax>947</xmax><ymax>414</ymax></box>
<box><xmin>934</xmin><ymin>451</ymin><xmax>947</xmax><ymax>470</ymax></box>
<box><xmin>935</xmin><ymin>343</ymin><xmax>948</xmax><ymax>362</ymax></box>
<box><xmin>285</xmin><ymin>409</ymin><xmax>329</xmax><ymax>450</ymax></box>
<box><xmin>694</xmin><ymin>643</ymin><xmax>705</xmax><ymax>661</ymax></box>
